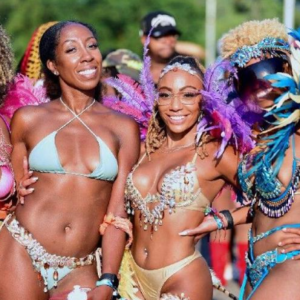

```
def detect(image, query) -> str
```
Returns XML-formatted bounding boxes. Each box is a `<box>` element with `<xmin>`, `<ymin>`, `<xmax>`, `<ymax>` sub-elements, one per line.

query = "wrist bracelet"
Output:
<box><xmin>214</xmin><ymin>216</ymin><xmax>224</xmax><ymax>230</ymax></box>
<box><xmin>220</xmin><ymin>210</ymin><xmax>234</xmax><ymax>230</ymax></box>
<box><xmin>97</xmin><ymin>273</ymin><xmax>119</xmax><ymax>290</ymax></box>
<box><xmin>96</xmin><ymin>278</ymin><xmax>125</xmax><ymax>300</ymax></box>
<box><xmin>204</xmin><ymin>206</ymin><xmax>226</xmax><ymax>230</ymax></box>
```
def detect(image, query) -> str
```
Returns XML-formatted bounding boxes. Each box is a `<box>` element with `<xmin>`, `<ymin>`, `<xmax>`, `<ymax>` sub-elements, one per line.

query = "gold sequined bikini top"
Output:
<box><xmin>125</xmin><ymin>152</ymin><xmax>210</xmax><ymax>233</ymax></box>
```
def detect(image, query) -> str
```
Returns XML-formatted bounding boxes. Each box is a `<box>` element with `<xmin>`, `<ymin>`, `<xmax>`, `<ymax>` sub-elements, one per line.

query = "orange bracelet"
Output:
<box><xmin>99</xmin><ymin>213</ymin><xmax>133</xmax><ymax>248</ymax></box>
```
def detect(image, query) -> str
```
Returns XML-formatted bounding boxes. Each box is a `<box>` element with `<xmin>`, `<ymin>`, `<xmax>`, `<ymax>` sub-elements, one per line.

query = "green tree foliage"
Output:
<box><xmin>0</xmin><ymin>0</ymin><xmax>299</xmax><ymax>65</ymax></box>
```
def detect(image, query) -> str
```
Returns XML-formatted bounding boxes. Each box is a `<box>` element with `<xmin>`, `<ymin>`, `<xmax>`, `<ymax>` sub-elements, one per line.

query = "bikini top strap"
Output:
<box><xmin>132</xmin><ymin>153</ymin><xmax>147</xmax><ymax>172</ymax></box>
<box><xmin>58</xmin><ymin>99</ymin><xmax>97</xmax><ymax>139</ymax></box>
<box><xmin>192</xmin><ymin>151</ymin><xmax>198</xmax><ymax>165</ymax></box>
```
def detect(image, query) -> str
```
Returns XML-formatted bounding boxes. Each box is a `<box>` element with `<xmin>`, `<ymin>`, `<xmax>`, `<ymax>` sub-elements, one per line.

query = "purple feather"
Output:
<box><xmin>103</xmin><ymin>30</ymin><xmax>156</xmax><ymax>141</ymax></box>
<box><xmin>139</xmin><ymin>28</ymin><xmax>156</xmax><ymax>108</ymax></box>
<box><xmin>200</xmin><ymin>58</ymin><xmax>262</xmax><ymax>157</ymax></box>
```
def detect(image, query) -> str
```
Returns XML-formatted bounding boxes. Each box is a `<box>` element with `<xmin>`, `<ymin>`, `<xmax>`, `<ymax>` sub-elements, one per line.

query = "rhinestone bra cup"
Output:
<box><xmin>238</xmin><ymin>154</ymin><xmax>300</xmax><ymax>218</ymax></box>
<box><xmin>125</xmin><ymin>160</ymin><xmax>204</xmax><ymax>234</ymax></box>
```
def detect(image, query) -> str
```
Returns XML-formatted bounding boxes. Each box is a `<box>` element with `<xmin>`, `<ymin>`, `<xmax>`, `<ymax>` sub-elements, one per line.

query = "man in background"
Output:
<box><xmin>140</xmin><ymin>10</ymin><xmax>180</xmax><ymax>84</ymax></box>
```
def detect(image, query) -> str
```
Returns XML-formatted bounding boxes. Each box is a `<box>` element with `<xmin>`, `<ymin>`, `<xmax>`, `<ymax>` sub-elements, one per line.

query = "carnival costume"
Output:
<box><xmin>221</xmin><ymin>20</ymin><xmax>300</xmax><ymax>299</ymax></box>
<box><xmin>103</xmin><ymin>30</ymin><xmax>258</xmax><ymax>300</ymax></box>
<box><xmin>0</xmin><ymin>96</ymin><xmax>120</xmax><ymax>292</ymax></box>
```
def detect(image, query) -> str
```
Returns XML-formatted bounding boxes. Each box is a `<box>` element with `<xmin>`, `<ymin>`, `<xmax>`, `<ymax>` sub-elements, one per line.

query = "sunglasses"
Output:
<box><xmin>236</xmin><ymin>57</ymin><xmax>286</xmax><ymax>100</ymax></box>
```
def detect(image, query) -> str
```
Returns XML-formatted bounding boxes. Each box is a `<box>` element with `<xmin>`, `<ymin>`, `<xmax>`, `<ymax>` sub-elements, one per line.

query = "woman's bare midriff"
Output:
<box><xmin>14</xmin><ymin>172</ymin><xmax>113</xmax><ymax>257</ymax></box>
<box><xmin>251</xmin><ymin>194</ymin><xmax>300</xmax><ymax>257</ymax></box>
<box><xmin>131</xmin><ymin>209</ymin><xmax>205</xmax><ymax>269</ymax></box>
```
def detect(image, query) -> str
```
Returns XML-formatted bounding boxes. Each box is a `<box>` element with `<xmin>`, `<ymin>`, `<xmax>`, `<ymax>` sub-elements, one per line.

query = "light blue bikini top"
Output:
<box><xmin>29</xmin><ymin>99</ymin><xmax>118</xmax><ymax>181</ymax></box>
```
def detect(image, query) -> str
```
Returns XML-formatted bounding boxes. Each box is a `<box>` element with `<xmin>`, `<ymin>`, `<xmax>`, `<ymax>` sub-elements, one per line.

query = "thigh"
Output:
<box><xmin>248</xmin><ymin>260</ymin><xmax>300</xmax><ymax>300</ymax></box>
<box><xmin>161</xmin><ymin>256</ymin><xmax>213</xmax><ymax>300</ymax></box>
<box><xmin>0</xmin><ymin>226</ymin><xmax>48</xmax><ymax>300</ymax></box>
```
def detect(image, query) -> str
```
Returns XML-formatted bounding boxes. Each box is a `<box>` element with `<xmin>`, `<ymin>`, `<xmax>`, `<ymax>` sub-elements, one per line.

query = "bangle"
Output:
<box><xmin>96</xmin><ymin>276</ymin><xmax>125</xmax><ymax>300</ymax></box>
<box><xmin>220</xmin><ymin>210</ymin><xmax>234</xmax><ymax>230</ymax></box>
<box><xmin>97</xmin><ymin>273</ymin><xmax>119</xmax><ymax>290</ymax></box>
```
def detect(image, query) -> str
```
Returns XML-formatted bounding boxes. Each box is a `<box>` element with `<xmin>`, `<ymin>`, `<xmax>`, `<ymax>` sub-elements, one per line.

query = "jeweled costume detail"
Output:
<box><xmin>2</xmin><ymin>214</ymin><xmax>97</xmax><ymax>292</ymax></box>
<box><xmin>124</xmin><ymin>152</ymin><xmax>207</xmax><ymax>300</ymax></box>
<box><xmin>126</xmin><ymin>153</ymin><xmax>209</xmax><ymax>233</ymax></box>
<box><xmin>234</xmin><ymin>22</ymin><xmax>300</xmax><ymax>299</ymax></box>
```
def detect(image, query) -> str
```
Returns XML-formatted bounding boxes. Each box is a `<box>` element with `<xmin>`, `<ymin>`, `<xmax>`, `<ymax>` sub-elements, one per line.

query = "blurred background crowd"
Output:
<box><xmin>1</xmin><ymin>0</ymin><xmax>300</xmax><ymax>67</ymax></box>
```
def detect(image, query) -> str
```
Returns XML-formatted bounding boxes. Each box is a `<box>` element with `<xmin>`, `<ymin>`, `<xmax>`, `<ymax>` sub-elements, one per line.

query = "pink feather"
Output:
<box><xmin>1</xmin><ymin>74</ymin><xmax>49</xmax><ymax>119</ymax></box>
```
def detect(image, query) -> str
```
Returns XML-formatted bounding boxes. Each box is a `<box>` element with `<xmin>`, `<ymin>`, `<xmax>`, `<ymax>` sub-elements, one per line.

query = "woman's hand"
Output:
<box><xmin>278</xmin><ymin>227</ymin><xmax>300</xmax><ymax>260</ymax></box>
<box><xmin>17</xmin><ymin>156</ymin><xmax>37</xmax><ymax>204</ymax></box>
<box><xmin>87</xmin><ymin>285</ymin><xmax>113</xmax><ymax>300</ymax></box>
<box><xmin>179</xmin><ymin>215</ymin><xmax>218</xmax><ymax>243</ymax></box>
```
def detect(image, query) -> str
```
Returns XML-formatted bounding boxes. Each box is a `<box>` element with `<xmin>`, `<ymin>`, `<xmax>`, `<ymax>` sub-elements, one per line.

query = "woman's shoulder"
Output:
<box><xmin>97</xmin><ymin>103</ymin><xmax>139</xmax><ymax>134</ymax></box>
<box><xmin>98</xmin><ymin>103</ymin><xmax>135</xmax><ymax>121</ymax></box>
<box><xmin>11</xmin><ymin>101</ymin><xmax>58</xmax><ymax>130</ymax></box>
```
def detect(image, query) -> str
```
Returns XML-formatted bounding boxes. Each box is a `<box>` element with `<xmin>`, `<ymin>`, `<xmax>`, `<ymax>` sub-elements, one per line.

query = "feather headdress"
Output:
<box><xmin>103</xmin><ymin>33</ymin><xmax>155</xmax><ymax>141</ymax></box>
<box><xmin>198</xmin><ymin>58</ymin><xmax>262</xmax><ymax>158</ymax></box>
<box><xmin>244</xmin><ymin>27</ymin><xmax>300</xmax><ymax>178</ymax></box>
<box><xmin>103</xmin><ymin>30</ymin><xmax>259</xmax><ymax>155</ymax></box>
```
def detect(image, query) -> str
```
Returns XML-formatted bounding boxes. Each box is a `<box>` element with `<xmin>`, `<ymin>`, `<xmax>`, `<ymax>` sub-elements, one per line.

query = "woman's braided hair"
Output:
<box><xmin>145</xmin><ymin>55</ymin><xmax>205</xmax><ymax>157</ymax></box>
<box><xmin>0</xmin><ymin>25</ymin><xmax>14</xmax><ymax>105</ymax></box>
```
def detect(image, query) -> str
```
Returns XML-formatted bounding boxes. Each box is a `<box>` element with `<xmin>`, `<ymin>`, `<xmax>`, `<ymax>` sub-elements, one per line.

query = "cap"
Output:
<box><xmin>140</xmin><ymin>11</ymin><xmax>181</xmax><ymax>38</ymax></box>
<box><xmin>102</xmin><ymin>49</ymin><xmax>143</xmax><ymax>82</ymax></box>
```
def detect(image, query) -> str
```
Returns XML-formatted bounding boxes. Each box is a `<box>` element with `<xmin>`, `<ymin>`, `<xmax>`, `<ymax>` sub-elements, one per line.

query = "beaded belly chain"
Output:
<box><xmin>125</xmin><ymin>153</ymin><xmax>207</xmax><ymax>234</ymax></box>
<box><xmin>3</xmin><ymin>213</ymin><xmax>96</xmax><ymax>292</ymax></box>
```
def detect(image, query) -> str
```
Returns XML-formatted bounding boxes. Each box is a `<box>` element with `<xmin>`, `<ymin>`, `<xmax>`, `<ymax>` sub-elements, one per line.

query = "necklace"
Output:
<box><xmin>60</xmin><ymin>97</ymin><xmax>95</xmax><ymax>113</ymax></box>
<box><xmin>160</xmin><ymin>141</ymin><xmax>195</xmax><ymax>154</ymax></box>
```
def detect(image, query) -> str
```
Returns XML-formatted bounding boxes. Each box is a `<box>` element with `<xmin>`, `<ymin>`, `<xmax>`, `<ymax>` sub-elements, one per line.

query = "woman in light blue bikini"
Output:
<box><xmin>0</xmin><ymin>21</ymin><xmax>139</xmax><ymax>300</ymax></box>
<box><xmin>181</xmin><ymin>19</ymin><xmax>300</xmax><ymax>300</ymax></box>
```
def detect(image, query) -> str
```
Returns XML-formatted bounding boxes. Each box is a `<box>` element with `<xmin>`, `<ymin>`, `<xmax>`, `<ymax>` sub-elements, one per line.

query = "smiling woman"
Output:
<box><xmin>0</xmin><ymin>21</ymin><xmax>140</xmax><ymax>300</ymax></box>
<box><xmin>120</xmin><ymin>56</ymin><xmax>241</xmax><ymax>300</ymax></box>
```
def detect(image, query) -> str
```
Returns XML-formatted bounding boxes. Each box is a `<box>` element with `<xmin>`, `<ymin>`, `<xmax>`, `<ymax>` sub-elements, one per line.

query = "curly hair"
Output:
<box><xmin>0</xmin><ymin>25</ymin><xmax>14</xmax><ymax>105</ymax></box>
<box><xmin>145</xmin><ymin>55</ymin><xmax>205</xmax><ymax>157</ymax></box>
<box><xmin>220</xmin><ymin>19</ymin><xmax>288</xmax><ymax>59</ymax></box>
<box><xmin>39</xmin><ymin>20</ymin><xmax>101</xmax><ymax>100</ymax></box>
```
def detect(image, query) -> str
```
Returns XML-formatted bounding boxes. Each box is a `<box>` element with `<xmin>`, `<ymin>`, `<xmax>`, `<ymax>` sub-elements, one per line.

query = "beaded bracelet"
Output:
<box><xmin>204</xmin><ymin>207</ymin><xmax>226</xmax><ymax>230</ymax></box>
<box><xmin>99</xmin><ymin>213</ymin><xmax>133</xmax><ymax>248</ymax></box>
<box><xmin>214</xmin><ymin>216</ymin><xmax>224</xmax><ymax>230</ymax></box>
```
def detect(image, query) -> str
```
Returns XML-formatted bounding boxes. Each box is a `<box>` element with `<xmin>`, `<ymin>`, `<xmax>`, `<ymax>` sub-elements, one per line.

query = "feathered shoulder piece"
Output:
<box><xmin>198</xmin><ymin>58</ymin><xmax>262</xmax><ymax>157</ymax></box>
<box><xmin>1</xmin><ymin>74</ymin><xmax>49</xmax><ymax>119</ymax></box>
<box><xmin>103</xmin><ymin>34</ymin><xmax>156</xmax><ymax>141</ymax></box>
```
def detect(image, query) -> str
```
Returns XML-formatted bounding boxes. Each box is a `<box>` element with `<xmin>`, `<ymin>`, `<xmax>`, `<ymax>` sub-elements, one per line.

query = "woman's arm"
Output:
<box><xmin>89</xmin><ymin>116</ymin><xmax>140</xmax><ymax>300</ymax></box>
<box><xmin>179</xmin><ymin>205</ymin><xmax>251</xmax><ymax>242</ymax></box>
<box><xmin>102</xmin><ymin>117</ymin><xmax>139</xmax><ymax>271</ymax></box>
<box><xmin>179</xmin><ymin>145</ymin><xmax>251</xmax><ymax>240</ymax></box>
